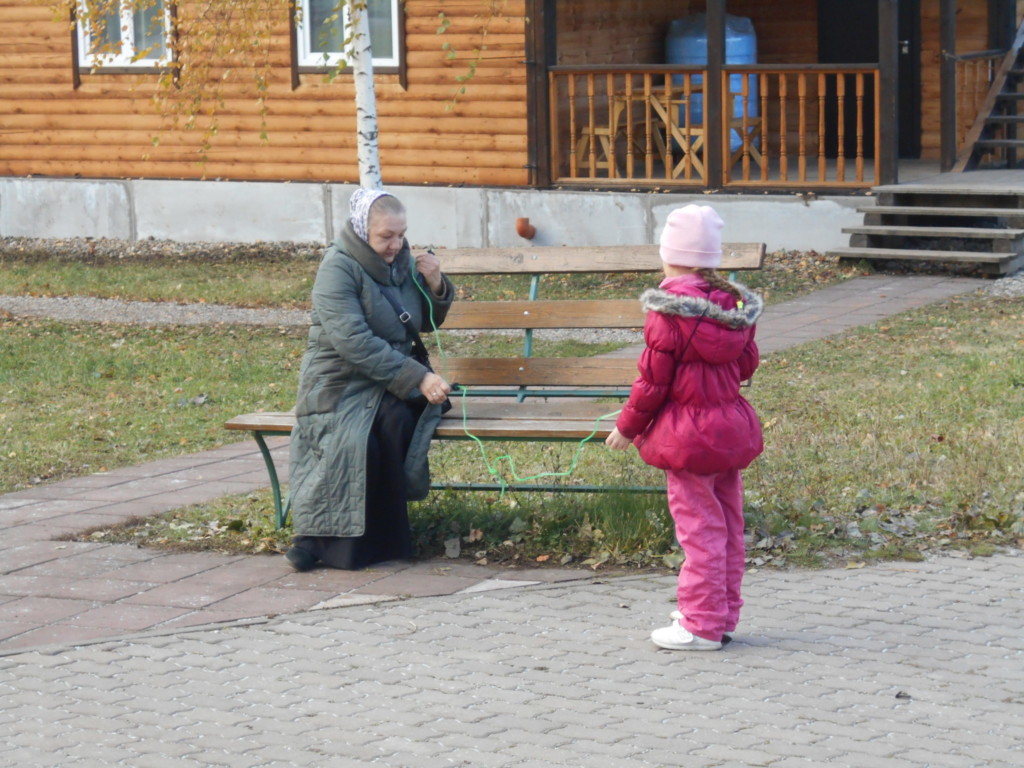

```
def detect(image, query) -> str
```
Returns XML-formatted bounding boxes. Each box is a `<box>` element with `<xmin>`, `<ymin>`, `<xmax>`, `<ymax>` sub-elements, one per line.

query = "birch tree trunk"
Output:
<box><xmin>349</xmin><ymin>1</ymin><xmax>382</xmax><ymax>189</ymax></box>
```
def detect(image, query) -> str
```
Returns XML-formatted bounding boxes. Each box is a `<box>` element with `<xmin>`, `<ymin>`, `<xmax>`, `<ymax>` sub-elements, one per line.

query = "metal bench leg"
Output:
<box><xmin>253</xmin><ymin>431</ymin><xmax>290</xmax><ymax>529</ymax></box>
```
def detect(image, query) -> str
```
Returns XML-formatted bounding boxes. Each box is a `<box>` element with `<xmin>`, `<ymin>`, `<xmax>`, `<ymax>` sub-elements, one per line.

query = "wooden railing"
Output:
<box><xmin>549</xmin><ymin>65</ymin><xmax>881</xmax><ymax>189</ymax></box>
<box><xmin>549</xmin><ymin>66</ymin><xmax>708</xmax><ymax>185</ymax></box>
<box><xmin>723</xmin><ymin>66</ymin><xmax>880</xmax><ymax>187</ymax></box>
<box><xmin>953</xmin><ymin>49</ymin><xmax>1004</xmax><ymax>149</ymax></box>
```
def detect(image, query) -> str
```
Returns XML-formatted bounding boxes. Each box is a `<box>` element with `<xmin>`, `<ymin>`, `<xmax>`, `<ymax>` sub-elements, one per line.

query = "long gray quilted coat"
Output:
<box><xmin>288</xmin><ymin>221</ymin><xmax>454</xmax><ymax>536</ymax></box>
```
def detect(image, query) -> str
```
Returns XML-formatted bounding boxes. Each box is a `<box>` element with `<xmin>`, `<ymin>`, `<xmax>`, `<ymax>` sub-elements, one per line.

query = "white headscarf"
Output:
<box><xmin>349</xmin><ymin>188</ymin><xmax>394</xmax><ymax>242</ymax></box>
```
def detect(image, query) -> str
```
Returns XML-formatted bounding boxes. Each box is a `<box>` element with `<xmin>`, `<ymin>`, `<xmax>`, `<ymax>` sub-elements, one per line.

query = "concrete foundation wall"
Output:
<box><xmin>0</xmin><ymin>177</ymin><xmax>870</xmax><ymax>252</ymax></box>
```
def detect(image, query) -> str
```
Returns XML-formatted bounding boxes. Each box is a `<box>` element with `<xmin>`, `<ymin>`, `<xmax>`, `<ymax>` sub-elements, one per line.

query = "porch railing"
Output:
<box><xmin>549</xmin><ymin>65</ymin><xmax>881</xmax><ymax>189</ymax></box>
<box><xmin>953</xmin><ymin>49</ymin><xmax>1004</xmax><ymax>150</ymax></box>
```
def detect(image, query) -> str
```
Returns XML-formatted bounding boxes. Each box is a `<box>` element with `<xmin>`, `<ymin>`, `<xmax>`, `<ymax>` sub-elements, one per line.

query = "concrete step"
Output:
<box><xmin>871</xmin><ymin>183</ymin><xmax>1024</xmax><ymax>197</ymax></box>
<box><xmin>842</xmin><ymin>225</ymin><xmax>1024</xmax><ymax>240</ymax></box>
<box><xmin>975</xmin><ymin>139</ymin><xmax>1024</xmax><ymax>149</ymax></box>
<box><xmin>829</xmin><ymin>247</ymin><xmax>1023</xmax><ymax>275</ymax></box>
<box><xmin>859</xmin><ymin>205</ymin><xmax>1024</xmax><ymax>219</ymax></box>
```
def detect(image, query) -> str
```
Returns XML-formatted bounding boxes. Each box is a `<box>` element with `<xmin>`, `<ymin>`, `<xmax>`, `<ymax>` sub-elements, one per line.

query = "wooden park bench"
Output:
<box><xmin>225</xmin><ymin>243</ymin><xmax>765</xmax><ymax>527</ymax></box>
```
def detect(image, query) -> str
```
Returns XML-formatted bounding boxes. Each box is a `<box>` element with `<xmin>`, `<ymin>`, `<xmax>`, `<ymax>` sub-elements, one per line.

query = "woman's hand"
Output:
<box><xmin>605</xmin><ymin>427</ymin><xmax>633</xmax><ymax>451</ymax></box>
<box><xmin>414</xmin><ymin>249</ymin><xmax>444</xmax><ymax>295</ymax></box>
<box><xmin>418</xmin><ymin>372</ymin><xmax>451</xmax><ymax>406</ymax></box>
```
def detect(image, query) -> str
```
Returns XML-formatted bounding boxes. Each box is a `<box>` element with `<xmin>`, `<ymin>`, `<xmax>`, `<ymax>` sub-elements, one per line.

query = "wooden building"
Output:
<box><xmin>1</xmin><ymin>0</ymin><xmax>1021</xmax><ymax>192</ymax></box>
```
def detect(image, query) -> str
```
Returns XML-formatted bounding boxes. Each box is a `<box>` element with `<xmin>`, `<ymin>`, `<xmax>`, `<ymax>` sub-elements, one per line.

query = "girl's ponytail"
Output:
<box><xmin>697</xmin><ymin>268</ymin><xmax>744</xmax><ymax>301</ymax></box>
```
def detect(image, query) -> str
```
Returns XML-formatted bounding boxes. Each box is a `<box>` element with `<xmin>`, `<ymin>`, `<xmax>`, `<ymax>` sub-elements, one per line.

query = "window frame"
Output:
<box><xmin>293</xmin><ymin>0</ymin><xmax>404</xmax><ymax>74</ymax></box>
<box><xmin>74</xmin><ymin>0</ymin><xmax>174</xmax><ymax>72</ymax></box>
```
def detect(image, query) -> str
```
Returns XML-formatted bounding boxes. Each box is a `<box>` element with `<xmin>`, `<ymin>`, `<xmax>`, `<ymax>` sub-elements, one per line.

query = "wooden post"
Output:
<box><xmin>705</xmin><ymin>0</ymin><xmax>725</xmax><ymax>187</ymax></box>
<box><xmin>878</xmin><ymin>0</ymin><xmax>899</xmax><ymax>184</ymax></box>
<box><xmin>287</xmin><ymin>0</ymin><xmax>299</xmax><ymax>91</ymax></box>
<box><xmin>939</xmin><ymin>0</ymin><xmax>958</xmax><ymax>171</ymax></box>
<box><xmin>989</xmin><ymin>0</ymin><xmax>1015</xmax><ymax>51</ymax></box>
<box><xmin>525</xmin><ymin>0</ymin><xmax>554</xmax><ymax>188</ymax></box>
<box><xmin>70</xmin><ymin>6</ymin><xmax>81</xmax><ymax>90</ymax></box>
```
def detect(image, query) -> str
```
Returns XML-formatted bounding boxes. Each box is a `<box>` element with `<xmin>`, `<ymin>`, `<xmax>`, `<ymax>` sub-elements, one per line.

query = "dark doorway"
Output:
<box><xmin>818</xmin><ymin>0</ymin><xmax>921</xmax><ymax>159</ymax></box>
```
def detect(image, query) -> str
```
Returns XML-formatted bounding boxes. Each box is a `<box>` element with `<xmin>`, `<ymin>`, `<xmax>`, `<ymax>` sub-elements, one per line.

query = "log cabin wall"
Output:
<box><xmin>0</xmin><ymin>0</ymin><xmax>530</xmax><ymax>186</ymax></box>
<box><xmin>725</xmin><ymin>0</ymin><xmax>817</xmax><ymax>65</ymax></box>
<box><xmin>555</xmin><ymin>0</ymin><xmax>688</xmax><ymax>65</ymax></box>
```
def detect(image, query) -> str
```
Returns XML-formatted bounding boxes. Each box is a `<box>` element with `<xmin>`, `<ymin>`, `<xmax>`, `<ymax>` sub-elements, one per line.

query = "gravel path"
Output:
<box><xmin>0</xmin><ymin>294</ymin><xmax>311</xmax><ymax>327</ymax></box>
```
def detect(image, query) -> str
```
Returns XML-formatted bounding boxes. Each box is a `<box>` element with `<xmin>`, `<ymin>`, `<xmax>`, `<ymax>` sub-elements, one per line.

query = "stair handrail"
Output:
<box><xmin>952</xmin><ymin>18</ymin><xmax>1024</xmax><ymax>172</ymax></box>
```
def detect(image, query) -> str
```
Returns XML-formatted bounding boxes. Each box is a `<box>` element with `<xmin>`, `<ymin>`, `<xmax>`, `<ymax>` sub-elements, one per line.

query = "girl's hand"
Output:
<box><xmin>414</xmin><ymin>249</ymin><xmax>444</xmax><ymax>295</ymax></box>
<box><xmin>605</xmin><ymin>427</ymin><xmax>633</xmax><ymax>451</ymax></box>
<box><xmin>418</xmin><ymin>372</ymin><xmax>451</xmax><ymax>406</ymax></box>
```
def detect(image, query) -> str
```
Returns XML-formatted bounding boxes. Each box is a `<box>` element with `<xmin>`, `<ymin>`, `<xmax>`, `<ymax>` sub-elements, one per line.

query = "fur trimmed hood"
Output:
<box><xmin>640</xmin><ymin>282</ymin><xmax>763</xmax><ymax>329</ymax></box>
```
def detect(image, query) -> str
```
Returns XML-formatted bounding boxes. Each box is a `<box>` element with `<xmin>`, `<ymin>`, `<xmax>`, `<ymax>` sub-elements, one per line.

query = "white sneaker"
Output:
<box><xmin>650</xmin><ymin>611</ymin><xmax>722</xmax><ymax>651</ymax></box>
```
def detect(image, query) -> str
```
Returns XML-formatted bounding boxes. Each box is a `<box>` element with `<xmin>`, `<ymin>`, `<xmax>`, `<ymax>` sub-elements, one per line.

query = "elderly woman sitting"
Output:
<box><xmin>286</xmin><ymin>189</ymin><xmax>455</xmax><ymax>571</ymax></box>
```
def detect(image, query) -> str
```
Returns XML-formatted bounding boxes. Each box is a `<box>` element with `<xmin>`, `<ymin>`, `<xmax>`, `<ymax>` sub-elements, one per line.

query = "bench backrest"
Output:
<box><xmin>439</xmin><ymin>243</ymin><xmax>764</xmax><ymax>331</ymax></box>
<box><xmin>430</xmin><ymin>243</ymin><xmax>765</xmax><ymax>396</ymax></box>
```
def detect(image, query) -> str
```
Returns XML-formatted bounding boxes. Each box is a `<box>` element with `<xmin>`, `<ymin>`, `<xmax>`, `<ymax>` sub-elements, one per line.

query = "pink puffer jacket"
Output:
<box><xmin>615</xmin><ymin>274</ymin><xmax>764</xmax><ymax>474</ymax></box>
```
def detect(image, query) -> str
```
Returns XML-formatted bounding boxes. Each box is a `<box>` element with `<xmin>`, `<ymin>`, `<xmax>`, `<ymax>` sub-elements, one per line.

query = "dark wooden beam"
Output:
<box><xmin>705</xmin><ymin>0</ymin><xmax>725</xmax><ymax>187</ymax></box>
<box><xmin>939</xmin><ymin>0</ymin><xmax>958</xmax><ymax>171</ymax></box>
<box><xmin>524</xmin><ymin>0</ymin><xmax>554</xmax><ymax>188</ymax></box>
<box><xmin>69</xmin><ymin>6</ymin><xmax>81</xmax><ymax>90</ymax></box>
<box><xmin>878</xmin><ymin>0</ymin><xmax>899</xmax><ymax>183</ymax></box>
<box><xmin>989</xmin><ymin>0</ymin><xmax>1016</xmax><ymax>51</ymax></box>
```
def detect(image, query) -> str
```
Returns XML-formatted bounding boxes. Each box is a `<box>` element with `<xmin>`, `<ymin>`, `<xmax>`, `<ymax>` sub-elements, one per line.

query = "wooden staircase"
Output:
<box><xmin>954</xmin><ymin>23</ymin><xmax>1024</xmax><ymax>172</ymax></box>
<box><xmin>828</xmin><ymin>21</ymin><xmax>1024</xmax><ymax>276</ymax></box>
<box><xmin>829</xmin><ymin>179</ymin><xmax>1024</xmax><ymax>276</ymax></box>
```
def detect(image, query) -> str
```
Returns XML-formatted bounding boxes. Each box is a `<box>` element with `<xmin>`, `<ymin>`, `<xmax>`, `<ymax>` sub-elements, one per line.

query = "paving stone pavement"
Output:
<box><xmin>0</xmin><ymin>552</ymin><xmax>1021</xmax><ymax>767</ymax></box>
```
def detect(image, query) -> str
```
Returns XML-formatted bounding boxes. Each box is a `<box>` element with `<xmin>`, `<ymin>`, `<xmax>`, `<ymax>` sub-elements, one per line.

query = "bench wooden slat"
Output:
<box><xmin>443</xmin><ymin>299</ymin><xmax>645</xmax><ymax>330</ymax></box>
<box><xmin>437</xmin><ymin>243</ymin><xmax>765</xmax><ymax>275</ymax></box>
<box><xmin>439</xmin><ymin>403</ymin><xmax>620</xmax><ymax>439</ymax></box>
<box><xmin>224</xmin><ymin>412</ymin><xmax>295</xmax><ymax>432</ymax></box>
<box><xmin>225</xmin><ymin>404</ymin><xmax>622</xmax><ymax>442</ymax></box>
<box><xmin>440</xmin><ymin>357</ymin><xmax>638</xmax><ymax>387</ymax></box>
<box><xmin>436</xmin><ymin>418</ymin><xmax>617</xmax><ymax>440</ymax></box>
<box><xmin>445</xmin><ymin>401</ymin><xmax>621</xmax><ymax>420</ymax></box>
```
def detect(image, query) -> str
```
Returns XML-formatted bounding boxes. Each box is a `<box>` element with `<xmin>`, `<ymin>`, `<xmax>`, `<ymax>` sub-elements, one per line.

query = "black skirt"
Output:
<box><xmin>292</xmin><ymin>392</ymin><xmax>419</xmax><ymax>570</ymax></box>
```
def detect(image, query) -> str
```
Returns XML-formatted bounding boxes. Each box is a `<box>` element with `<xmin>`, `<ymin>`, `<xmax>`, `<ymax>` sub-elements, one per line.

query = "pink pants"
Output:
<box><xmin>666</xmin><ymin>467</ymin><xmax>745</xmax><ymax>642</ymax></box>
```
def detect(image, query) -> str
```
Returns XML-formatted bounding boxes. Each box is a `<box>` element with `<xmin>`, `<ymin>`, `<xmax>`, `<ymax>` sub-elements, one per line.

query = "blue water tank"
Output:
<box><xmin>666</xmin><ymin>13</ymin><xmax>758</xmax><ymax>152</ymax></box>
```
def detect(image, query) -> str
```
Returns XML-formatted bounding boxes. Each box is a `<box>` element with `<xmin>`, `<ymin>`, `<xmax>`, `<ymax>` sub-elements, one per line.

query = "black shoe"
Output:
<box><xmin>285</xmin><ymin>546</ymin><xmax>318</xmax><ymax>572</ymax></box>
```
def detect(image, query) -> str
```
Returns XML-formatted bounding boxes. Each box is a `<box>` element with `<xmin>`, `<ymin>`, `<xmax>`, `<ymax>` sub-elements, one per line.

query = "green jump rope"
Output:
<box><xmin>413</xmin><ymin>259</ymin><xmax>624</xmax><ymax>495</ymax></box>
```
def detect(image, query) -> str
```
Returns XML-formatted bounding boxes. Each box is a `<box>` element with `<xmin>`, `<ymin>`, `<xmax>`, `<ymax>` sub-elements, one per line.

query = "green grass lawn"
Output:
<box><xmin>0</xmin><ymin>320</ymin><xmax>301</xmax><ymax>489</ymax></box>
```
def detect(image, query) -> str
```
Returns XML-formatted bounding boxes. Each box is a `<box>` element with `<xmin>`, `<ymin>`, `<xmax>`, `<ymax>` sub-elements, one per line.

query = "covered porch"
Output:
<box><xmin>526</xmin><ymin>0</ymin><xmax>1022</xmax><ymax>191</ymax></box>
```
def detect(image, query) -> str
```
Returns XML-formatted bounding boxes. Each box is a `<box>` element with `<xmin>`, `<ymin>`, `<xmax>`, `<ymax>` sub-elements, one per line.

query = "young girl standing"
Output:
<box><xmin>606</xmin><ymin>204</ymin><xmax>764</xmax><ymax>651</ymax></box>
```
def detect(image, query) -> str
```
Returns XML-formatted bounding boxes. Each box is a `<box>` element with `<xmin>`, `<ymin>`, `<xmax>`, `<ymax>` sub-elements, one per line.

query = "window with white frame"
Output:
<box><xmin>77</xmin><ymin>1</ymin><xmax>171</xmax><ymax>69</ymax></box>
<box><xmin>296</xmin><ymin>0</ymin><xmax>400</xmax><ymax>69</ymax></box>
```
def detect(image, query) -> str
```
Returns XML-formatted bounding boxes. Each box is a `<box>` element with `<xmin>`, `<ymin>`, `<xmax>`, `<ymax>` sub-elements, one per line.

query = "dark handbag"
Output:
<box><xmin>379</xmin><ymin>280</ymin><xmax>452</xmax><ymax>413</ymax></box>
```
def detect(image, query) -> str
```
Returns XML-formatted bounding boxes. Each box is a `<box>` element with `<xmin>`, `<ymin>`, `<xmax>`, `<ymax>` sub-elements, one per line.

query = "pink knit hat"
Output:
<box><xmin>659</xmin><ymin>204</ymin><xmax>724</xmax><ymax>268</ymax></box>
